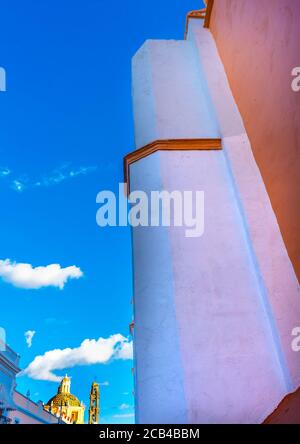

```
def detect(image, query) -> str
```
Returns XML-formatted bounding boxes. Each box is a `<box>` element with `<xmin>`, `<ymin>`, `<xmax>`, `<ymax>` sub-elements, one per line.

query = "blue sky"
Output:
<box><xmin>0</xmin><ymin>0</ymin><xmax>202</xmax><ymax>424</ymax></box>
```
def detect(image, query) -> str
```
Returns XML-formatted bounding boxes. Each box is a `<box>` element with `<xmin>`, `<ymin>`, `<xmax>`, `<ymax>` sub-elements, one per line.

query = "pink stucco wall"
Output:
<box><xmin>209</xmin><ymin>0</ymin><xmax>300</xmax><ymax>280</ymax></box>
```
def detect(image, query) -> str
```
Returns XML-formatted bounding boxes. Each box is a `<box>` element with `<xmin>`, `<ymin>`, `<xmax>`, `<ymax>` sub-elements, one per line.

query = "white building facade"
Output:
<box><xmin>0</xmin><ymin>340</ymin><xmax>59</xmax><ymax>424</ymax></box>
<box><xmin>127</xmin><ymin>16</ymin><xmax>300</xmax><ymax>424</ymax></box>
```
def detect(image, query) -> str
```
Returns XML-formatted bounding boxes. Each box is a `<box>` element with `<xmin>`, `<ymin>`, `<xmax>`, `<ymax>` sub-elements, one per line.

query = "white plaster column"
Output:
<box><xmin>129</xmin><ymin>19</ymin><xmax>300</xmax><ymax>424</ymax></box>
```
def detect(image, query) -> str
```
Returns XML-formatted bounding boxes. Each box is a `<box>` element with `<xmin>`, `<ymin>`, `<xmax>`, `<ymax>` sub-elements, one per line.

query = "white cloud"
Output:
<box><xmin>115</xmin><ymin>340</ymin><xmax>133</xmax><ymax>360</ymax></box>
<box><xmin>11</xmin><ymin>180</ymin><xmax>25</xmax><ymax>192</ymax></box>
<box><xmin>0</xmin><ymin>167</ymin><xmax>11</xmax><ymax>177</ymax></box>
<box><xmin>0</xmin><ymin>259</ymin><xmax>83</xmax><ymax>290</ymax></box>
<box><xmin>99</xmin><ymin>381</ymin><xmax>110</xmax><ymax>387</ymax></box>
<box><xmin>113</xmin><ymin>413</ymin><xmax>134</xmax><ymax>419</ymax></box>
<box><xmin>23</xmin><ymin>334</ymin><xmax>133</xmax><ymax>382</ymax></box>
<box><xmin>44</xmin><ymin>318</ymin><xmax>71</xmax><ymax>326</ymax></box>
<box><xmin>37</xmin><ymin>164</ymin><xmax>97</xmax><ymax>188</ymax></box>
<box><xmin>8</xmin><ymin>164</ymin><xmax>97</xmax><ymax>192</ymax></box>
<box><xmin>25</xmin><ymin>330</ymin><xmax>36</xmax><ymax>348</ymax></box>
<box><xmin>119</xmin><ymin>403</ymin><xmax>130</xmax><ymax>410</ymax></box>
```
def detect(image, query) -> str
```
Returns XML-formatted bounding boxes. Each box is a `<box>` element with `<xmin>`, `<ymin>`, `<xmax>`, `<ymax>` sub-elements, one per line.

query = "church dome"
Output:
<box><xmin>46</xmin><ymin>392</ymin><xmax>81</xmax><ymax>407</ymax></box>
<box><xmin>45</xmin><ymin>375</ymin><xmax>81</xmax><ymax>408</ymax></box>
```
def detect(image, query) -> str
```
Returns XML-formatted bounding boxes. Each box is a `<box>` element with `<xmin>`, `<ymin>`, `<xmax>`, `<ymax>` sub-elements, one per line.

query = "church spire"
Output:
<box><xmin>88</xmin><ymin>382</ymin><xmax>100</xmax><ymax>424</ymax></box>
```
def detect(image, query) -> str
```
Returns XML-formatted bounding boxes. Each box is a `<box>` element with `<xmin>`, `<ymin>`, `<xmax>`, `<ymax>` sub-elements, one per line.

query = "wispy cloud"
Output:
<box><xmin>0</xmin><ymin>167</ymin><xmax>11</xmax><ymax>177</ymax></box>
<box><xmin>0</xmin><ymin>163</ymin><xmax>97</xmax><ymax>192</ymax></box>
<box><xmin>119</xmin><ymin>403</ymin><xmax>130</xmax><ymax>410</ymax></box>
<box><xmin>99</xmin><ymin>381</ymin><xmax>110</xmax><ymax>387</ymax></box>
<box><xmin>25</xmin><ymin>330</ymin><xmax>36</xmax><ymax>348</ymax></box>
<box><xmin>35</xmin><ymin>164</ymin><xmax>97</xmax><ymax>189</ymax></box>
<box><xmin>44</xmin><ymin>318</ymin><xmax>71</xmax><ymax>326</ymax></box>
<box><xmin>23</xmin><ymin>334</ymin><xmax>133</xmax><ymax>382</ymax></box>
<box><xmin>113</xmin><ymin>413</ymin><xmax>134</xmax><ymax>419</ymax></box>
<box><xmin>11</xmin><ymin>179</ymin><xmax>27</xmax><ymax>192</ymax></box>
<box><xmin>0</xmin><ymin>259</ymin><xmax>83</xmax><ymax>290</ymax></box>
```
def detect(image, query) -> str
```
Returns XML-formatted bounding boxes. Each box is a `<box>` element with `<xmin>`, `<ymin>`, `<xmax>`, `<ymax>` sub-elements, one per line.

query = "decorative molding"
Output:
<box><xmin>204</xmin><ymin>0</ymin><xmax>214</xmax><ymax>28</ymax></box>
<box><xmin>0</xmin><ymin>354</ymin><xmax>21</xmax><ymax>376</ymax></box>
<box><xmin>184</xmin><ymin>9</ymin><xmax>206</xmax><ymax>39</ymax></box>
<box><xmin>124</xmin><ymin>138</ymin><xmax>222</xmax><ymax>193</ymax></box>
<box><xmin>184</xmin><ymin>0</ymin><xmax>215</xmax><ymax>39</ymax></box>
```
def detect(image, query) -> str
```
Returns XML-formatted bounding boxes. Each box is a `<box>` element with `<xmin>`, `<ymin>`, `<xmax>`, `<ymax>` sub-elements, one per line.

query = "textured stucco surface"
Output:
<box><xmin>130</xmin><ymin>18</ymin><xmax>300</xmax><ymax>424</ymax></box>
<box><xmin>160</xmin><ymin>149</ymin><xmax>287</xmax><ymax>423</ymax></box>
<box><xmin>132</xmin><ymin>39</ymin><xmax>219</xmax><ymax>149</ymax></box>
<box><xmin>130</xmin><ymin>153</ymin><xmax>188</xmax><ymax>424</ymax></box>
<box><xmin>187</xmin><ymin>20</ymin><xmax>300</xmax><ymax>390</ymax></box>
<box><xmin>209</xmin><ymin>0</ymin><xmax>300</xmax><ymax>280</ymax></box>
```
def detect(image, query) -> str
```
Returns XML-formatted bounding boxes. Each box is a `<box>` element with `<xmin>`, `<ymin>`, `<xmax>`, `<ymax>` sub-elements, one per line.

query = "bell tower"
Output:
<box><xmin>88</xmin><ymin>382</ymin><xmax>100</xmax><ymax>424</ymax></box>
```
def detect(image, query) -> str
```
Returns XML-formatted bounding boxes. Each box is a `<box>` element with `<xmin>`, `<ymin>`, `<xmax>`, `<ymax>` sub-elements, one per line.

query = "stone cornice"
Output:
<box><xmin>184</xmin><ymin>0</ymin><xmax>215</xmax><ymax>39</ymax></box>
<box><xmin>0</xmin><ymin>353</ymin><xmax>21</xmax><ymax>376</ymax></box>
<box><xmin>124</xmin><ymin>138</ymin><xmax>222</xmax><ymax>193</ymax></box>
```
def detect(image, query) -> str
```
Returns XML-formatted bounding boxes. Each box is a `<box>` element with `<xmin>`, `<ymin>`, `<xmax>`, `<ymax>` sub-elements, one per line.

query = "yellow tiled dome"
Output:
<box><xmin>46</xmin><ymin>392</ymin><xmax>81</xmax><ymax>407</ymax></box>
